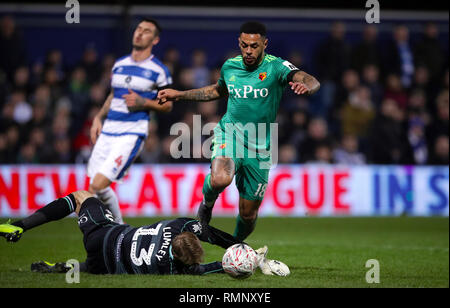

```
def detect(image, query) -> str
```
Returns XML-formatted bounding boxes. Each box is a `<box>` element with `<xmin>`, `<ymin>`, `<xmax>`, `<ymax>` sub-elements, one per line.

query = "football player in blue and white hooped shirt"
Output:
<box><xmin>87</xmin><ymin>18</ymin><xmax>173</xmax><ymax>224</ymax></box>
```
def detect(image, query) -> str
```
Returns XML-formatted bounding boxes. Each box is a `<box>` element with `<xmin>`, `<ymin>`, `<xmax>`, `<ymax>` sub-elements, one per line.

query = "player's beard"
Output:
<box><xmin>244</xmin><ymin>52</ymin><xmax>263</xmax><ymax>71</ymax></box>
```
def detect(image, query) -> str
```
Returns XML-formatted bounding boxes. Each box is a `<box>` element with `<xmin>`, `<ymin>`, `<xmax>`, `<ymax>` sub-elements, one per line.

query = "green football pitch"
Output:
<box><xmin>0</xmin><ymin>217</ymin><xmax>448</xmax><ymax>288</ymax></box>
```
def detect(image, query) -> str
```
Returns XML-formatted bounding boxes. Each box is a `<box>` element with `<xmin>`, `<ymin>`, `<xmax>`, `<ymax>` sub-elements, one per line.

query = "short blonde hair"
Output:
<box><xmin>172</xmin><ymin>232</ymin><xmax>204</xmax><ymax>265</ymax></box>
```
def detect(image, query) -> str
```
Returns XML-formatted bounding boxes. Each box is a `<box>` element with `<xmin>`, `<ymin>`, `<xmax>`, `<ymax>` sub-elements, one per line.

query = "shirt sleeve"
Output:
<box><xmin>275</xmin><ymin>57</ymin><xmax>300</xmax><ymax>87</ymax></box>
<box><xmin>156</xmin><ymin>66</ymin><xmax>173</xmax><ymax>89</ymax></box>
<box><xmin>199</xmin><ymin>225</ymin><xmax>241</xmax><ymax>249</ymax></box>
<box><xmin>110</xmin><ymin>61</ymin><xmax>117</xmax><ymax>80</ymax></box>
<box><xmin>180</xmin><ymin>219</ymin><xmax>241</xmax><ymax>249</ymax></box>
<box><xmin>179</xmin><ymin>218</ymin><xmax>242</xmax><ymax>249</ymax></box>
<box><xmin>182</xmin><ymin>262</ymin><xmax>224</xmax><ymax>275</ymax></box>
<box><xmin>217</xmin><ymin>62</ymin><xmax>228</xmax><ymax>90</ymax></box>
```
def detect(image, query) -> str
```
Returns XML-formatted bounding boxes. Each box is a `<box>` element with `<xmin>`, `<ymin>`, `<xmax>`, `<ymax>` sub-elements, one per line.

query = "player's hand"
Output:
<box><xmin>289</xmin><ymin>81</ymin><xmax>310</xmax><ymax>95</ymax></box>
<box><xmin>122</xmin><ymin>89</ymin><xmax>145</xmax><ymax>111</ymax></box>
<box><xmin>157</xmin><ymin>89</ymin><xmax>181</xmax><ymax>105</ymax></box>
<box><xmin>90</xmin><ymin>116</ymin><xmax>102</xmax><ymax>144</ymax></box>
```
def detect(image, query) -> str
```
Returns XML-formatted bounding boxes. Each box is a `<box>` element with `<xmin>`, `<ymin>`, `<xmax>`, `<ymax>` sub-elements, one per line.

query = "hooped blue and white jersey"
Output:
<box><xmin>102</xmin><ymin>54</ymin><xmax>172</xmax><ymax>137</ymax></box>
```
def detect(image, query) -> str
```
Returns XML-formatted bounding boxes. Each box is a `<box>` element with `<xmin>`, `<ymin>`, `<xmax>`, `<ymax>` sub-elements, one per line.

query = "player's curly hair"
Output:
<box><xmin>172</xmin><ymin>232</ymin><xmax>204</xmax><ymax>265</ymax></box>
<box><xmin>240</xmin><ymin>21</ymin><xmax>267</xmax><ymax>37</ymax></box>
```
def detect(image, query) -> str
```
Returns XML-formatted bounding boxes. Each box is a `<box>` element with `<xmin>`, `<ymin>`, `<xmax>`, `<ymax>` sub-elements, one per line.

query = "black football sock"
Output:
<box><xmin>11</xmin><ymin>194</ymin><xmax>76</xmax><ymax>231</ymax></box>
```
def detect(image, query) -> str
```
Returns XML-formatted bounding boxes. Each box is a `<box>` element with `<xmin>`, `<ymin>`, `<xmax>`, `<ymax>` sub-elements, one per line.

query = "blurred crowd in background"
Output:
<box><xmin>0</xmin><ymin>15</ymin><xmax>448</xmax><ymax>166</ymax></box>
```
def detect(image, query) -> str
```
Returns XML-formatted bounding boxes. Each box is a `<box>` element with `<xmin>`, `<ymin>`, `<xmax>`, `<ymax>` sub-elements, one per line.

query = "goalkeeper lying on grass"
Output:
<box><xmin>0</xmin><ymin>190</ymin><xmax>283</xmax><ymax>276</ymax></box>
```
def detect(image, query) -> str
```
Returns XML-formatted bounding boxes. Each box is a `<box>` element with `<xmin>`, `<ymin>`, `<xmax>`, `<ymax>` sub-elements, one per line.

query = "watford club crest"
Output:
<box><xmin>259</xmin><ymin>72</ymin><xmax>267</xmax><ymax>81</ymax></box>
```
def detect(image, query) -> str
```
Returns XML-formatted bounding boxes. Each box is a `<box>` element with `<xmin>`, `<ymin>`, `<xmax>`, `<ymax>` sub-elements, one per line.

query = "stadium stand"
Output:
<box><xmin>0</xmin><ymin>9</ymin><xmax>448</xmax><ymax>166</ymax></box>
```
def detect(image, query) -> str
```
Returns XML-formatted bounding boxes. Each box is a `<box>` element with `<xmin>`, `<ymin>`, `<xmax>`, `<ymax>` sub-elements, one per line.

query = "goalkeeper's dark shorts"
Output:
<box><xmin>77</xmin><ymin>197</ymin><xmax>126</xmax><ymax>274</ymax></box>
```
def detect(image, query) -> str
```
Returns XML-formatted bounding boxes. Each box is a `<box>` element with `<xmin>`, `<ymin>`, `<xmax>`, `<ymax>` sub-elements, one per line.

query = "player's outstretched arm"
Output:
<box><xmin>181</xmin><ymin>218</ymin><xmax>240</xmax><ymax>248</ymax></box>
<box><xmin>289</xmin><ymin>71</ymin><xmax>320</xmax><ymax>96</ymax></box>
<box><xmin>182</xmin><ymin>262</ymin><xmax>224</xmax><ymax>275</ymax></box>
<box><xmin>157</xmin><ymin>83</ymin><xmax>228</xmax><ymax>104</ymax></box>
<box><xmin>200</xmin><ymin>224</ymin><xmax>242</xmax><ymax>249</ymax></box>
<box><xmin>122</xmin><ymin>89</ymin><xmax>173</xmax><ymax>113</ymax></box>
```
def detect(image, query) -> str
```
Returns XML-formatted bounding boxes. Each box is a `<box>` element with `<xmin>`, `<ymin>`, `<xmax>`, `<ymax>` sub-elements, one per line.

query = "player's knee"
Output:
<box><xmin>211</xmin><ymin>157</ymin><xmax>234</xmax><ymax>190</ymax></box>
<box><xmin>210</xmin><ymin>172</ymin><xmax>233</xmax><ymax>190</ymax></box>
<box><xmin>72</xmin><ymin>190</ymin><xmax>95</xmax><ymax>214</ymax></box>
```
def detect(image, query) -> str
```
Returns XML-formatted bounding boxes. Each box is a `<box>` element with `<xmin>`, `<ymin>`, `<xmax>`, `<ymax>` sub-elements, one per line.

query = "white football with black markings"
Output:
<box><xmin>222</xmin><ymin>243</ymin><xmax>258</xmax><ymax>279</ymax></box>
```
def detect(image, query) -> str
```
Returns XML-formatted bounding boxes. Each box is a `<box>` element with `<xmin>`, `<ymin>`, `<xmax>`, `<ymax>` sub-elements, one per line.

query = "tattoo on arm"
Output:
<box><xmin>293</xmin><ymin>71</ymin><xmax>310</xmax><ymax>84</ymax></box>
<box><xmin>293</xmin><ymin>71</ymin><xmax>321</xmax><ymax>95</ymax></box>
<box><xmin>181</xmin><ymin>84</ymin><xmax>227</xmax><ymax>102</ymax></box>
<box><xmin>135</xmin><ymin>95</ymin><xmax>146</xmax><ymax>106</ymax></box>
